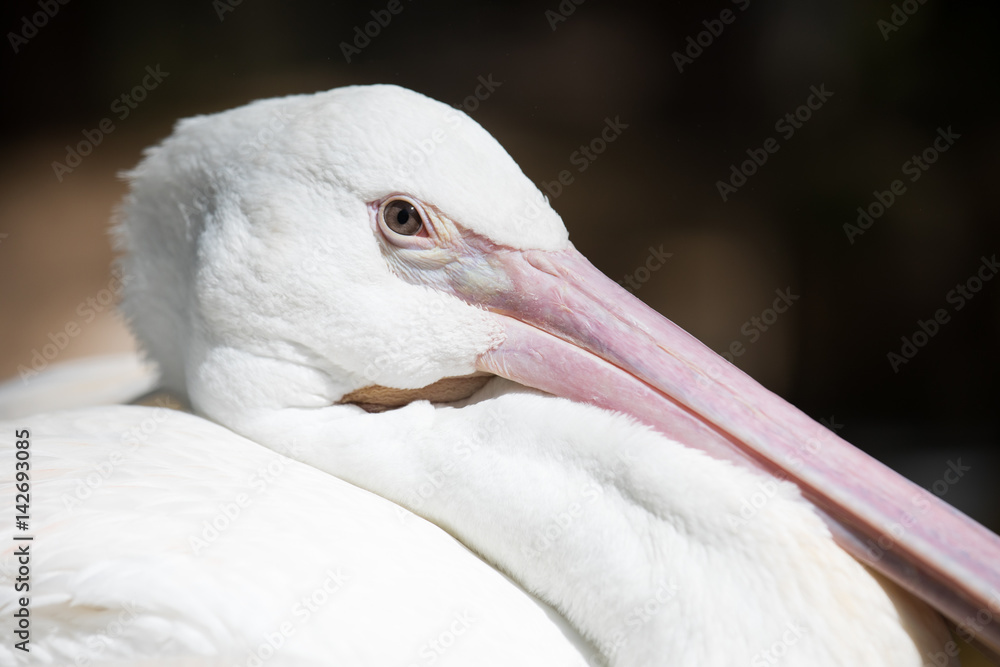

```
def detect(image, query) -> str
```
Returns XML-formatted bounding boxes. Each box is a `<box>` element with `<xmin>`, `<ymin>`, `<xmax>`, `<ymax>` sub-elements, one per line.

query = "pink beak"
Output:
<box><xmin>431</xmin><ymin>236</ymin><xmax>1000</xmax><ymax>653</ymax></box>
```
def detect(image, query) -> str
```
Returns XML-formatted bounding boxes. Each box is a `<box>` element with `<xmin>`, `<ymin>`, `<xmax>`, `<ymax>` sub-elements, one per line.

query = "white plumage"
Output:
<box><xmin>1</xmin><ymin>84</ymin><xmax>988</xmax><ymax>665</ymax></box>
<box><xmin>0</xmin><ymin>404</ymin><xmax>591</xmax><ymax>666</ymax></box>
<box><xmin>0</xmin><ymin>388</ymin><xmax>952</xmax><ymax>665</ymax></box>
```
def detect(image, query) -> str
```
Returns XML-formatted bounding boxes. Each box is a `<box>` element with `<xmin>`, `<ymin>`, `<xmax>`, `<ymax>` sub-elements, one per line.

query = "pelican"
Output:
<box><xmin>2</xmin><ymin>84</ymin><xmax>998</xmax><ymax>666</ymax></box>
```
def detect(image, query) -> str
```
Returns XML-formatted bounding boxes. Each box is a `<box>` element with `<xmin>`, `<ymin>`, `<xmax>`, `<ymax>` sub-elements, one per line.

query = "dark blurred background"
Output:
<box><xmin>0</xmin><ymin>1</ymin><xmax>997</xmax><ymax>529</ymax></box>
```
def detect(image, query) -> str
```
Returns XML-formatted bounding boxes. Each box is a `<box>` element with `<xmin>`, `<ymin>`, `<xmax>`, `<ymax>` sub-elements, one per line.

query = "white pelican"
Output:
<box><xmin>2</xmin><ymin>84</ymin><xmax>998</xmax><ymax>666</ymax></box>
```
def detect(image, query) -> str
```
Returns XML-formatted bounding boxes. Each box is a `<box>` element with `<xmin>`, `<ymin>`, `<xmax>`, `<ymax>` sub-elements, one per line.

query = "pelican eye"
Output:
<box><xmin>382</xmin><ymin>199</ymin><xmax>424</xmax><ymax>236</ymax></box>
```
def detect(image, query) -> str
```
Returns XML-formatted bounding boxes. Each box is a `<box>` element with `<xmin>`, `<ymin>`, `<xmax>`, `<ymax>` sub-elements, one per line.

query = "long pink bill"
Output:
<box><xmin>436</xmin><ymin>239</ymin><xmax>1000</xmax><ymax>653</ymax></box>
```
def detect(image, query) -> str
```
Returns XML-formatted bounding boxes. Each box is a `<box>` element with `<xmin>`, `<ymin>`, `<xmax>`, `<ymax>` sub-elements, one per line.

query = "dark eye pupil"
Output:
<box><xmin>383</xmin><ymin>200</ymin><xmax>423</xmax><ymax>236</ymax></box>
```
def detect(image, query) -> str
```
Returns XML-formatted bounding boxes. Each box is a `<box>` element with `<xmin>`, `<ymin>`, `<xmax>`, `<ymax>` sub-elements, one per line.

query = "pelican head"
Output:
<box><xmin>115</xmin><ymin>84</ymin><xmax>1000</xmax><ymax>655</ymax></box>
<box><xmin>116</xmin><ymin>85</ymin><xmax>566</xmax><ymax>409</ymax></box>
